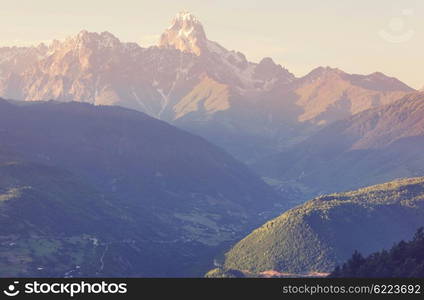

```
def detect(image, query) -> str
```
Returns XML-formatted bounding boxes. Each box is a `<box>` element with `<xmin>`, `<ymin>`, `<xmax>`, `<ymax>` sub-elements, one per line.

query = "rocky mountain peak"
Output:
<box><xmin>159</xmin><ymin>11</ymin><xmax>208</xmax><ymax>56</ymax></box>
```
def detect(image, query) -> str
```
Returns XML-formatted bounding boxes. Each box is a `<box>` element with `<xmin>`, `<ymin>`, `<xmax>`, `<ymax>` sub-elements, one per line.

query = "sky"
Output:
<box><xmin>0</xmin><ymin>0</ymin><xmax>422</xmax><ymax>88</ymax></box>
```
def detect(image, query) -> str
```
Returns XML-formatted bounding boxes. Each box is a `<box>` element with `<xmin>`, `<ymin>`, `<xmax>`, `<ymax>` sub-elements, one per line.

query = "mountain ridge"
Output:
<box><xmin>216</xmin><ymin>177</ymin><xmax>424</xmax><ymax>276</ymax></box>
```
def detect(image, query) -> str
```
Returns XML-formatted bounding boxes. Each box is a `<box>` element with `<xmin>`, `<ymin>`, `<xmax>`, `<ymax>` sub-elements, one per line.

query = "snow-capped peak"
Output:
<box><xmin>159</xmin><ymin>11</ymin><xmax>208</xmax><ymax>56</ymax></box>
<box><xmin>170</xmin><ymin>11</ymin><xmax>200</xmax><ymax>28</ymax></box>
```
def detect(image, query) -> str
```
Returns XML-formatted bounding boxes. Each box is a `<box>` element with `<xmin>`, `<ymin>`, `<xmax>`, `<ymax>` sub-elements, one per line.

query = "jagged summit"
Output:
<box><xmin>61</xmin><ymin>30</ymin><xmax>122</xmax><ymax>49</ymax></box>
<box><xmin>170</xmin><ymin>11</ymin><xmax>201</xmax><ymax>27</ymax></box>
<box><xmin>159</xmin><ymin>11</ymin><xmax>208</xmax><ymax>56</ymax></box>
<box><xmin>302</xmin><ymin>66</ymin><xmax>413</xmax><ymax>92</ymax></box>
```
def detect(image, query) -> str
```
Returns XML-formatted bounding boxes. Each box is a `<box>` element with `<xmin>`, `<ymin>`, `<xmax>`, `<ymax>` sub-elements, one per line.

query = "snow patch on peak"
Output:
<box><xmin>159</xmin><ymin>11</ymin><xmax>207</xmax><ymax>56</ymax></box>
<box><xmin>172</xmin><ymin>11</ymin><xmax>200</xmax><ymax>26</ymax></box>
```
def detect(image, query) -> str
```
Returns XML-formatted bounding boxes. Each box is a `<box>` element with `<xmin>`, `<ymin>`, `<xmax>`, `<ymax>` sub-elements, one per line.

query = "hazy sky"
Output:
<box><xmin>0</xmin><ymin>0</ymin><xmax>422</xmax><ymax>88</ymax></box>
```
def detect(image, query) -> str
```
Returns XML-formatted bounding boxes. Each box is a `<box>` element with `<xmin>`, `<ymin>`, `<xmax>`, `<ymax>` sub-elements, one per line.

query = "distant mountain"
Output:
<box><xmin>331</xmin><ymin>228</ymin><xmax>424</xmax><ymax>278</ymax></box>
<box><xmin>254</xmin><ymin>92</ymin><xmax>424</xmax><ymax>200</ymax></box>
<box><xmin>291</xmin><ymin>67</ymin><xmax>413</xmax><ymax>125</ymax></box>
<box><xmin>0</xmin><ymin>12</ymin><xmax>414</xmax><ymax>161</ymax></box>
<box><xmin>215</xmin><ymin>177</ymin><xmax>424</xmax><ymax>276</ymax></box>
<box><xmin>0</xmin><ymin>99</ymin><xmax>284</xmax><ymax>277</ymax></box>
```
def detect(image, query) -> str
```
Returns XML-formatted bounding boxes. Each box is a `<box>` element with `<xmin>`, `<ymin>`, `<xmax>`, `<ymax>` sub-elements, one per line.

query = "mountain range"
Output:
<box><xmin>0</xmin><ymin>12</ymin><xmax>415</xmax><ymax>161</ymax></box>
<box><xmin>0</xmin><ymin>99</ymin><xmax>284</xmax><ymax>277</ymax></box>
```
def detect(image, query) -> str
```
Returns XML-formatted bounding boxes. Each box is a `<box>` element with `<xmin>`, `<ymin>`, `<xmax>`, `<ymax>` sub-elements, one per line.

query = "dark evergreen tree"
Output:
<box><xmin>330</xmin><ymin>227</ymin><xmax>424</xmax><ymax>277</ymax></box>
